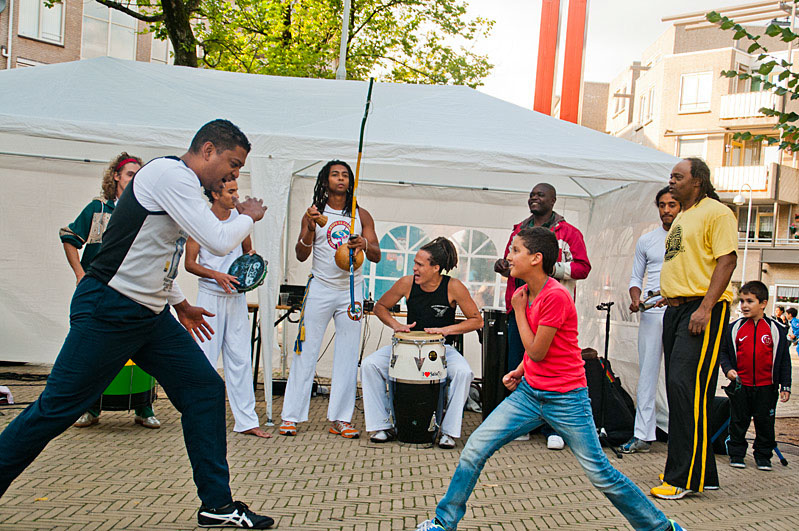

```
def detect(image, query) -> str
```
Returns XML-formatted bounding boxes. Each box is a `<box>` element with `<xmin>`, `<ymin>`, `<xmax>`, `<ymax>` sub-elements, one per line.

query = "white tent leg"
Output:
<box><xmin>251</xmin><ymin>155</ymin><xmax>294</xmax><ymax>426</ymax></box>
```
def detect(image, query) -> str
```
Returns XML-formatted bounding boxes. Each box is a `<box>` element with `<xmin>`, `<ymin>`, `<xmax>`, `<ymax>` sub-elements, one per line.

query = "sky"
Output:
<box><xmin>466</xmin><ymin>0</ymin><xmax>756</xmax><ymax>109</ymax></box>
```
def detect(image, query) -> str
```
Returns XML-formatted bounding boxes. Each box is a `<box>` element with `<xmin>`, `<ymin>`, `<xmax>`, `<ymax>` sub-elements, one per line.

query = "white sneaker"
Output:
<box><xmin>514</xmin><ymin>433</ymin><xmax>530</xmax><ymax>441</ymax></box>
<box><xmin>438</xmin><ymin>434</ymin><xmax>456</xmax><ymax>449</ymax></box>
<box><xmin>370</xmin><ymin>430</ymin><xmax>390</xmax><ymax>443</ymax></box>
<box><xmin>547</xmin><ymin>434</ymin><xmax>565</xmax><ymax>450</ymax></box>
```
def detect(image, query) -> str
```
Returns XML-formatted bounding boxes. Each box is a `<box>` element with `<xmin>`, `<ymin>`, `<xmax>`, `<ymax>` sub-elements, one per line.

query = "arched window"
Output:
<box><xmin>451</xmin><ymin>229</ymin><xmax>500</xmax><ymax>309</ymax></box>
<box><xmin>366</xmin><ymin>225</ymin><xmax>429</xmax><ymax>302</ymax></box>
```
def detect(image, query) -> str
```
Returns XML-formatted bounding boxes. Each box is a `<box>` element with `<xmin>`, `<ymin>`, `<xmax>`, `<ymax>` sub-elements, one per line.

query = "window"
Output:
<box><xmin>614</xmin><ymin>85</ymin><xmax>628</xmax><ymax>115</ymax></box>
<box><xmin>151</xmin><ymin>35</ymin><xmax>174</xmax><ymax>64</ymax></box>
<box><xmin>679</xmin><ymin>72</ymin><xmax>713</xmax><ymax>112</ymax></box>
<box><xmin>366</xmin><ymin>225</ymin><xmax>429</xmax><ymax>302</ymax></box>
<box><xmin>81</xmin><ymin>0</ymin><xmax>138</xmax><ymax>60</ymax></box>
<box><xmin>640</xmin><ymin>87</ymin><xmax>655</xmax><ymax>123</ymax></box>
<box><xmin>677</xmin><ymin>137</ymin><xmax>706</xmax><ymax>159</ymax></box>
<box><xmin>738</xmin><ymin>205</ymin><xmax>773</xmax><ymax>242</ymax></box>
<box><xmin>19</xmin><ymin>0</ymin><xmax>64</xmax><ymax>44</ymax></box>
<box><xmin>725</xmin><ymin>136</ymin><xmax>774</xmax><ymax>166</ymax></box>
<box><xmin>450</xmin><ymin>229</ymin><xmax>500</xmax><ymax>310</ymax></box>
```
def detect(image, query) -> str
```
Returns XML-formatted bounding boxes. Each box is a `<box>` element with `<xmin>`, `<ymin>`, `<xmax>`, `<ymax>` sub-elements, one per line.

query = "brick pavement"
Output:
<box><xmin>0</xmin><ymin>365</ymin><xmax>797</xmax><ymax>530</ymax></box>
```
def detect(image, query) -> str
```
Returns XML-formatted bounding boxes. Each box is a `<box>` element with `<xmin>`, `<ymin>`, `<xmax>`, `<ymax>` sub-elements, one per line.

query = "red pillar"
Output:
<box><xmin>533</xmin><ymin>0</ymin><xmax>561</xmax><ymax>115</ymax></box>
<box><xmin>560</xmin><ymin>0</ymin><xmax>589</xmax><ymax>123</ymax></box>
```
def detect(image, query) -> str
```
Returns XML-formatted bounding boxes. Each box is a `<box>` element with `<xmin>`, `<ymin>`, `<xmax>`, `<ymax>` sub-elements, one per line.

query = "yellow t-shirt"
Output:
<box><xmin>661</xmin><ymin>197</ymin><xmax>738</xmax><ymax>303</ymax></box>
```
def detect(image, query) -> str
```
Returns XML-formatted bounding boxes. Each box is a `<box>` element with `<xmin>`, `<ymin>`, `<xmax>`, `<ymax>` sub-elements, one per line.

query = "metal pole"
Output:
<box><xmin>336</xmin><ymin>0</ymin><xmax>351</xmax><ymax>80</ymax></box>
<box><xmin>742</xmin><ymin>184</ymin><xmax>752</xmax><ymax>283</ymax></box>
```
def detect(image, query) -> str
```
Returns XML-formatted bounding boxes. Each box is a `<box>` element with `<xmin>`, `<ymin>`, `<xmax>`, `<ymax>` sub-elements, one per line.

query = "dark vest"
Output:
<box><xmin>407</xmin><ymin>276</ymin><xmax>457</xmax><ymax>344</ymax></box>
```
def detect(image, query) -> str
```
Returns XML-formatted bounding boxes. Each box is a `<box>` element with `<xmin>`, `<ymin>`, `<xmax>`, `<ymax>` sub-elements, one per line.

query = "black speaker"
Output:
<box><xmin>481</xmin><ymin>308</ymin><xmax>508</xmax><ymax>420</ymax></box>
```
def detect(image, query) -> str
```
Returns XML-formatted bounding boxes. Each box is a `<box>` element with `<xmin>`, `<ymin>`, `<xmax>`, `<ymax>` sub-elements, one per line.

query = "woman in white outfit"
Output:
<box><xmin>280</xmin><ymin>160</ymin><xmax>381</xmax><ymax>438</ymax></box>
<box><xmin>362</xmin><ymin>237</ymin><xmax>483</xmax><ymax>449</ymax></box>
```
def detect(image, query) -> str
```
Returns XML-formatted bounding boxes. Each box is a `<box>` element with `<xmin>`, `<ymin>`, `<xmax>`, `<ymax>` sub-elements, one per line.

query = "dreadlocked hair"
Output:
<box><xmin>312</xmin><ymin>160</ymin><xmax>356</xmax><ymax>217</ymax></box>
<box><xmin>420</xmin><ymin>237</ymin><xmax>458</xmax><ymax>273</ymax></box>
<box><xmin>102</xmin><ymin>152</ymin><xmax>142</xmax><ymax>201</ymax></box>
<box><xmin>685</xmin><ymin>157</ymin><xmax>720</xmax><ymax>201</ymax></box>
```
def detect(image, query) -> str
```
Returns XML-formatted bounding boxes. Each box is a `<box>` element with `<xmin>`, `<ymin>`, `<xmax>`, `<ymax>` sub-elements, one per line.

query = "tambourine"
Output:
<box><xmin>227</xmin><ymin>253</ymin><xmax>267</xmax><ymax>293</ymax></box>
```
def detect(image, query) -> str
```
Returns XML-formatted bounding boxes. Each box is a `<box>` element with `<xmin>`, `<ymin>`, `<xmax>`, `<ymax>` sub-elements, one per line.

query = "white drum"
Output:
<box><xmin>389</xmin><ymin>331</ymin><xmax>447</xmax><ymax>383</ymax></box>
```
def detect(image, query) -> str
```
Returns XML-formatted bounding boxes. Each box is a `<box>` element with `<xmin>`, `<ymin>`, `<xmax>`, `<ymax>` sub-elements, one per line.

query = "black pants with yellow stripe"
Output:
<box><xmin>662</xmin><ymin>299</ymin><xmax>728</xmax><ymax>492</ymax></box>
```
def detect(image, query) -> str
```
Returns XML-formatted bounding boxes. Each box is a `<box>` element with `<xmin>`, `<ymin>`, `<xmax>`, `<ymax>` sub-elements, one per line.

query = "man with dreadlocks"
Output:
<box><xmin>362</xmin><ymin>237</ymin><xmax>482</xmax><ymax>449</ymax></box>
<box><xmin>280</xmin><ymin>160</ymin><xmax>381</xmax><ymax>438</ymax></box>
<box><xmin>650</xmin><ymin>157</ymin><xmax>737</xmax><ymax>501</ymax></box>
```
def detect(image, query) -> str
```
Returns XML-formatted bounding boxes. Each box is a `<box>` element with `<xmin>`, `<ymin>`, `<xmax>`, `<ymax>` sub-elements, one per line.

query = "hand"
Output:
<box><xmin>236</xmin><ymin>197</ymin><xmax>267</xmax><ymax>222</ymax></box>
<box><xmin>629</xmin><ymin>299</ymin><xmax>640</xmax><ymax>313</ymax></box>
<box><xmin>780</xmin><ymin>390</ymin><xmax>791</xmax><ymax>403</ymax></box>
<box><xmin>347</xmin><ymin>234</ymin><xmax>367</xmax><ymax>253</ymax></box>
<box><xmin>303</xmin><ymin>205</ymin><xmax>321</xmax><ymax>230</ymax></box>
<box><xmin>502</xmin><ymin>368</ymin><xmax>524</xmax><ymax>391</ymax></box>
<box><xmin>392</xmin><ymin>321</ymin><xmax>415</xmax><ymax>333</ymax></box>
<box><xmin>688</xmin><ymin>306</ymin><xmax>711</xmax><ymax>335</ymax></box>
<box><xmin>789</xmin><ymin>333</ymin><xmax>796</xmax><ymax>341</ymax></box>
<box><xmin>176</xmin><ymin>303</ymin><xmax>215</xmax><ymax>343</ymax></box>
<box><xmin>75</xmin><ymin>270</ymin><xmax>85</xmax><ymax>286</ymax></box>
<box><xmin>212</xmin><ymin>271</ymin><xmax>240</xmax><ymax>294</ymax></box>
<box><xmin>510</xmin><ymin>285</ymin><xmax>528</xmax><ymax>313</ymax></box>
<box><xmin>494</xmin><ymin>258</ymin><xmax>510</xmax><ymax>277</ymax></box>
<box><xmin>247</xmin><ymin>249</ymin><xmax>256</xmax><ymax>256</ymax></box>
<box><xmin>726</xmin><ymin>369</ymin><xmax>738</xmax><ymax>381</ymax></box>
<box><xmin>424</xmin><ymin>327</ymin><xmax>448</xmax><ymax>336</ymax></box>
<box><xmin>655</xmin><ymin>298</ymin><xmax>667</xmax><ymax>308</ymax></box>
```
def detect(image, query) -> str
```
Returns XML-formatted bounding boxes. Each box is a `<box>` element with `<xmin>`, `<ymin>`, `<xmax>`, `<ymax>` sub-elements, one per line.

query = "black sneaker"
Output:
<box><xmin>198</xmin><ymin>501</ymin><xmax>274</xmax><ymax>528</ymax></box>
<box><xmin>729</xmin><ymin>456</ymin><xmax>746</xmax><ymax>468</ymax></box>
<box><xmin>756</xmin><ymin>459</ymin><xmax>772</xmax><ymax>471</ymax></box>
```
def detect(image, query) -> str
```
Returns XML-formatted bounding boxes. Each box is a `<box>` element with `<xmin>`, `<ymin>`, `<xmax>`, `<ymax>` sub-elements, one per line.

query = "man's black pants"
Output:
<box><xmin>662</xmin><ymin>299</ymin><xmax>728</xmax><ymax>492</ymax></box>
<box><xmin>726</xmin><ymin>384</ymin><xmax>779</xmax><ymax>462</ymax></box>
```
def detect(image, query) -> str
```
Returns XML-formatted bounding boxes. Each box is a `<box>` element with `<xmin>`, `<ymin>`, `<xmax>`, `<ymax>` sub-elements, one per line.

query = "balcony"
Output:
<box><xmin>713</xmin><ymin>163</ymin><xmax>799</xmax><ymax>204</ymax></box>
<box><xmin>720</xmin><ymin>91</ymin><xmax>778</xmax><ymax>120</ymax></box>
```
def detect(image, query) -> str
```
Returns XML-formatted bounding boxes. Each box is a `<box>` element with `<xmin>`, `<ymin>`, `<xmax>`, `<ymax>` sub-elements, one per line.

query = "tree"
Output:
<box><xmin>707</xmin><ymin>6</ymin><xmax>799</xmax><ymax>151</ymax></box>
<box><xmin>86</xmin><ymin>0</ymin><xmax>494</xmax><ymax>87</ymax></box>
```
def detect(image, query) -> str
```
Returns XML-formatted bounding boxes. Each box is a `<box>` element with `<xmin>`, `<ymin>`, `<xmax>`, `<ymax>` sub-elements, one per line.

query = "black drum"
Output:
<box><xmin>388</xmin><ymin>332</ymin><xmax>447</xmax><ymax>444</ymax></box>
<box><xmin>481</xmin><ymin>307</ymin><xmax>508</xmax><ymax>420</ymax></box>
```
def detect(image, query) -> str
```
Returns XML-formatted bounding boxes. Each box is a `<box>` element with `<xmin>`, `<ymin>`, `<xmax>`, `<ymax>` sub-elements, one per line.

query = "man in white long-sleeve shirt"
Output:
<box><xmin>0</xmin><ymin>120</ymin><xmax>275</xmax><ymax>529</ymax></box>
<box><xmin>621</xmin><ymin>187</ymin><xmax>680</xmax><ymax>454</ymax></box>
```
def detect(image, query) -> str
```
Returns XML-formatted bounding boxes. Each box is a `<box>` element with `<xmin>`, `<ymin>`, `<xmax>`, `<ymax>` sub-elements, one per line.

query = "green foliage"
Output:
<box><xmin>707</xmin><ymin>4</ymin><xmax>799</xmax><ymax>150</ymax></box>
<box><xmin>95</xmin><ymin>0</ymin><xmax>493</xmax><ymax>87</ymax></box>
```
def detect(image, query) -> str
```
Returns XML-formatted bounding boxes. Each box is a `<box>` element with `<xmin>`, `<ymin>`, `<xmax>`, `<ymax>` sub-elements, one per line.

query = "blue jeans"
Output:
<box><xmin>0</xmin><ymin>277</ymin><xmax>233</xmax><ymax>508</ymax></box>
<box><xmin>435</xmin><ymin>379</ymin><xmax>670</xmax><ymax>531</ymax></box>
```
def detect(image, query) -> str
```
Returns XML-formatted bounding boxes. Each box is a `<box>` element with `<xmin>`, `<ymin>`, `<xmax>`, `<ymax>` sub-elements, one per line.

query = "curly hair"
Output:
<box><xmin>312</xmin><ymin>160</ymin><xmax>356</xmax><ymax>217</ymax></box>
<box><xmin>101</xmin><ymin>152</ymin><xmax>142</xmax><ymax>201</ymax></box>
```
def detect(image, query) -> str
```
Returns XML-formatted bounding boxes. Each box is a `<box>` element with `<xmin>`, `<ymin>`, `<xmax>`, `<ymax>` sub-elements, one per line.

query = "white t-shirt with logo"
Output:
<box><xmin>310</xmin><ymin>206</ymin><xmax>363</xmax><ymax>290</ymax></box>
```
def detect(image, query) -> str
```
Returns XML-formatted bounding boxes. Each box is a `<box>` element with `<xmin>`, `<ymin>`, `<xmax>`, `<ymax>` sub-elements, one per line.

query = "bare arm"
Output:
<box><xmin>184</xmin><ymin>237</ymin><xmax>239</xmax><ymax>294</ymax></box>
<box><xmin>629</xmin><ymin>286</ymin><xmax>642</xmax><ymax>313</ymax></box>
<box><xmin>295</xmin><ymin>206</ymin><xmax>318</xmax><ymax>262</ymax></box>
<box><xmin>242</xmin><ymin>235</ymin><xmax>254</xmax><ymax>255</ymax></box>
<box><xmin>62</xmin><ymin>243</ymin><xmax>85</xmax><ymax>285</ymax></box>
<box><xmin>374</xmin><ymin>276</ymin><xmax>414</xmax><ymax>332</ymax></box>
<box><xmin>355</xmin><ymin>208</ymin><xmax>381</xmax><ymax>263</ymax></box>
<box><xmin>424</xmin><ymin>279</ymin><xmax>483</xmax><ymax>336</ymax></box>
<box><xmin>689</xmin><ymin>252</ymin><xmax>737</xmax><ymax>335</ymax></box>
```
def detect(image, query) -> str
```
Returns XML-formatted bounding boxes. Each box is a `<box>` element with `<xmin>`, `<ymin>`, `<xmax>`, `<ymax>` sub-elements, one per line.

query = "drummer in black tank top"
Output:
<box><xmin>365</xmin><ymin>237</ymin><xmax>483</xmax><ymax>448</ymax></box>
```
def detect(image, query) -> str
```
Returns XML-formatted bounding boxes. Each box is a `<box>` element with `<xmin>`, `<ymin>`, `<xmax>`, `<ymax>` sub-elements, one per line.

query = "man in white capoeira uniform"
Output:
<box><xmin>362</xmin><ymin>237</ymin><xmax>482</xmax><ymax>449</ymax></box>
<box><xmin>279</xmin><ymin>160</ymin><xmax>381</xmax><ymax>439</ymax></box>
<box><xmin>621</xmin><ymin>186</ymin><xmax>680</xmax><ymax>454</ymax></box>
<box><xmin>185</xmin><ymin>179</ymin><xmax>271</xmax><ymax>439</ymax></box>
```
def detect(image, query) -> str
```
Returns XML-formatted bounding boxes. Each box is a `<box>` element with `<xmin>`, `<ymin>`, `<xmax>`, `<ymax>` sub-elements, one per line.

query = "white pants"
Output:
<box><xmin>635</xmin><ymin>310</ymin><xmax>669</xmax><ymax>441</ymax></box>
<box><xmin>196</xmin><ymin>290</ymin><xmax>260</xmax><ymax>433</ymax></box>
<box><xmin>281</xmin><ymin>280</ymin><xmax>362</xmax><ymax>424</ymax></box>
<box><xmin>362</xmin><ymin>344</ymin><xmax>474</xmax><ymax>438</ymax></box>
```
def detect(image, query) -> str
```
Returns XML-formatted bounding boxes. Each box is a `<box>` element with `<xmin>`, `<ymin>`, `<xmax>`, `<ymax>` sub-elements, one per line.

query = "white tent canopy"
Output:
<box><xmin>0</xmin><ymin>58</ymin><xmax>676</xmax><ymax>424</ymax></box>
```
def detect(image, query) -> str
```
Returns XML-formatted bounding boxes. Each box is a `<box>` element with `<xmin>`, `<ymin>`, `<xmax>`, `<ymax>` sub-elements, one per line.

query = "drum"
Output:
<box><xmin>388</xmin><ymin>331</ymin><xmax>447</xmax><ymax>443</ymax></box>
<box><xmin>481</xmin><ymin>307</ymin><xmax>508</xmax><ymax>420</ymax></box>
<box><xmin>228</xmin><ymin>253</ymin><xmax>267</xmax><ymax>293</ymax></box>
<box><xmin>96</xmin><ymin>360</ymin><xmax>157</xmax><ymax>411</ymax></box>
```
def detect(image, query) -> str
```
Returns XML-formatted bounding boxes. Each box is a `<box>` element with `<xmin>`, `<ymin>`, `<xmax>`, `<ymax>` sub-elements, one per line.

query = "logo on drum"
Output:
<box><xmin>428</xmin><ymin>351</ymin><xmax>438</xmax><ymax>361</ymax></box>
<box><xmin>423</xmin><ymin>371</ymin><xmax>443</xmax><ymax>378</ymax></box>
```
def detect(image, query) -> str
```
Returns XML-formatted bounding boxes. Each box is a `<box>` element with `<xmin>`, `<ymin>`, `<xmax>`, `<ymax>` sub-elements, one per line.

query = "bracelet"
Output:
<box><xmin>298</xmin><ymin>238</ymin><xmax>312</xmax><ymax>248</ymax></box>
<box><xmin>364</xmin><ymin>239</ymin><xmax>369</xmax><ymax>252</ymax></box>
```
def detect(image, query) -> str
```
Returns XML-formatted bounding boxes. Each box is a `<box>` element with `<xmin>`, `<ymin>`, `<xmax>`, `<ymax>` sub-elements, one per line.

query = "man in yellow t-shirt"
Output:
<box><xmin>650</xmin><ymin>158</ymin><xmax>738</xmax><ymax>501</ymax></box>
